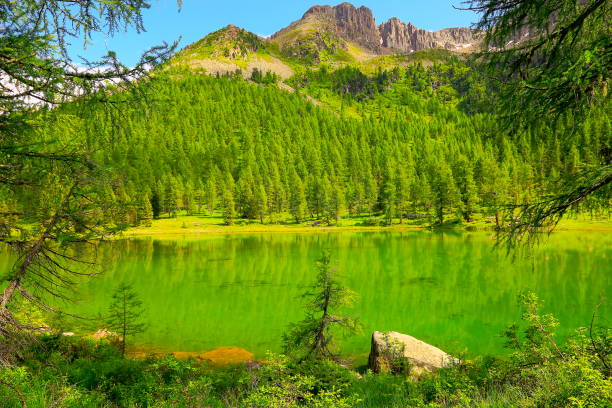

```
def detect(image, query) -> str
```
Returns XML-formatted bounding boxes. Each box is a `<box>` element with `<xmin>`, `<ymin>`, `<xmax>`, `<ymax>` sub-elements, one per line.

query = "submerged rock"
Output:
<box><xmin>368</xmin><ymin>331</ymin><xmax>458</xmax><ymax>374</ymax></box>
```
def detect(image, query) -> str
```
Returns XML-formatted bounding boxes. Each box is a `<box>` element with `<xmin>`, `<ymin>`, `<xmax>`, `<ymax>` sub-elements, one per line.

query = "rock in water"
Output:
<box><xmin>368</xmin><ymin>331</ymin><xmax>458</xmax><ymax>374</ymax></box>
<box><xmin>91</xmin><ymin>328</ymin><xmax>121</xmax><ymax>340</ymax></box>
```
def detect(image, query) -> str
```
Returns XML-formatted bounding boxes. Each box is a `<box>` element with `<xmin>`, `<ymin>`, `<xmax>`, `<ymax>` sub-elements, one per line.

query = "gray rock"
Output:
<box><xmin>379</xmin><ymin>18</ymin><xmax>481</xmax><ymax>53</ymax></box>
<box><xmin>271</xmin><ymin>3</ymin><xmax>480</xmax><ymax>55</ymax></box>
<box><xmin>301</xmin><ymin>3</ymin><xmax>381</xmax><ymax>51</ymax></box>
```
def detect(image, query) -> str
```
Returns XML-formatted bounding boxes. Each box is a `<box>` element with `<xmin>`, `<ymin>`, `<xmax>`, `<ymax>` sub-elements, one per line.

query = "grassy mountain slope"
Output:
<box><xmin>170</xmin><ymin>25</ymin><xmax>295</xmax><ymax>79</ymax></box>
<box><xmin>270</xmin><ymin>9</ymin><xmax>377</xmax><ymax>65</ymax></box>
<box><xmin>167</xmin><ymin>21</ymin><xmax>464</xmax><ymax>82</ymax></box>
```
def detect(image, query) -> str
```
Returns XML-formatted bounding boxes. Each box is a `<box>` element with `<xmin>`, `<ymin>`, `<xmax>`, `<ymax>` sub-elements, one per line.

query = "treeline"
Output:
<box><xmin>6</xmin><ymin>63</ymin><xmax>609</xmax><ymax>228</ymax></box>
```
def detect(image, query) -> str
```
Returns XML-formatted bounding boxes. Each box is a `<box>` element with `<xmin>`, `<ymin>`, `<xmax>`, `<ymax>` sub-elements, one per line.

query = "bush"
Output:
<box><xmin>3</xmin><ymin>292</ymin><xmax>610</xmax><ymax>407</ymax></box>
<box><xmin>241</xmin><ymin>356</ymin><xmax>360</xmax><ymax>407</ymax></box>
<box><xmin>288</xmin><ymin>359</ymin><xmax>357</xmax><ymax>394</ymax></box>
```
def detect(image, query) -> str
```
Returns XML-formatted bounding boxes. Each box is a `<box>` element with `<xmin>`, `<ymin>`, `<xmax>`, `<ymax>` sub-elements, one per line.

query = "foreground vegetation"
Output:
<box><xmin>1</xmin><ymin>294</ymin><xmax>609</xmax><ymax>407</ymax></box>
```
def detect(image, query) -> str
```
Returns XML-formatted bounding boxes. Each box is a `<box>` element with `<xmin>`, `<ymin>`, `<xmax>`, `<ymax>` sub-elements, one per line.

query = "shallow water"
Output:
<box><xmin>2</xmin><ymin>231</ymin><xmax>610</xmax><ymax>359</ymax></box>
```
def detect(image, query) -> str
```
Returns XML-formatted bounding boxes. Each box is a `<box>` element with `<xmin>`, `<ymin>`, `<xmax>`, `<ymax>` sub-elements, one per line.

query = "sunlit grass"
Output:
<box><xmin>122</xmin><ymin>212</ymin><xmax>611</xmax><ymax>239</ymax></box>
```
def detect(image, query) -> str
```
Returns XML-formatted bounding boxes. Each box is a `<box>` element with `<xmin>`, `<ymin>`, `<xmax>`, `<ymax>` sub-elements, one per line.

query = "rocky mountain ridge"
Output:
<box><xmin>272</xmin><ymin>2</ymin><xmax>481</xmax><ymax>55</ymax></box>
<box><xmin>379</xmin><ymin>18</ymin><xmax>479</xmax><ymax>53</ymax></box>
<box><xmin>170</xmin><ymin>2</ymin><xmax>480</xmax><ymax>77</ymax></box>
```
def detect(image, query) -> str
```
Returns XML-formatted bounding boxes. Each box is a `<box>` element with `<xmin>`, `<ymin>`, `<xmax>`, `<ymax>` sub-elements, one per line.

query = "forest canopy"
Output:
<box><xmin>4</xmin><ymin>59</ymin><xmax>607</xmax><ymax>232</ymax></box>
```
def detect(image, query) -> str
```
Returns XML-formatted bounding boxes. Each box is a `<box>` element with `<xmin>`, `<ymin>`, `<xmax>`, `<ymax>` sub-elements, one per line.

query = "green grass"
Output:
<box><xmin>123</xmin><ymin>212</ymin><xmax>611</xmax><ymax>239</ymax></box>
<box><xmin>123</xmin><ymin>213</ymin><xmax>425</xmax><ymax>239</ymax></box>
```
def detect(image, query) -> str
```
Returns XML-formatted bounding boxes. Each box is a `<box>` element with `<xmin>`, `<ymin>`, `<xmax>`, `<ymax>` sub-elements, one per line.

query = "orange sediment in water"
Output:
<box><xmin>127</xmin><ymin>346</ymin><xmax>254</xmax><ymax>366</ymax></box>
<box><xmin>172</xmin><ymin>347</ymin><xmax>254</xmax><ymax>366</ymax></box>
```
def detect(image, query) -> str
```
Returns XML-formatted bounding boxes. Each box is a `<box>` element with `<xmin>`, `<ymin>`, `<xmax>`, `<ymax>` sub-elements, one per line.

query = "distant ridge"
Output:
<box><xmin>272</xmin><ymin>3</ymin><xmax>481</xmax><ymax>56</ymax></box>
<box><xmin>170</xmin><ymin>2</ymin><xmax>481</xmax><ymax>76</ymax></box>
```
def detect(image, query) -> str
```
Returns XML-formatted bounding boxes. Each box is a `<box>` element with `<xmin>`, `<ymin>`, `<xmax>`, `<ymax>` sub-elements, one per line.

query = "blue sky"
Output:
<box><xmin>69</xmin><ymin>1</ymin><xmax>477</xmax><ymax>66</ymax></box>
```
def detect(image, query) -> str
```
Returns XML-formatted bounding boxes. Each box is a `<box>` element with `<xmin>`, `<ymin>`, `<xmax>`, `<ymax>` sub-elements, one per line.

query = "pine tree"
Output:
<box><xmin>204</xmin><ymin>178</ymin><xmax>217</xmax><ymax>215</ymax></box>
<box><xmin>455</xmin><ymin>157</ymin><xmax>480</xmax><ymax>222</ymax></box>
<box><xmin>141</xmin><ymin>194</ymin><xmax>154</xmax><ymax>227</ymax></box>
<box><xmin>105</xmin><ymin>283</ymin><xmax>147</xmax><ymax>356</ymax></box>
<box><xmin>432</xmin><ymin>162</ymin><xmax>461</xmax><ymax>225</ymax></box>
<box><xmin>320</xmin><ymin>176</ymin><xmax>333</xmax><ymax>224</ymax></box>
<box><xmin>183</xmin><ymin>188</ymin><xmax>194</xmax><ymax>215</ymax></box>
<box><xmin>222</xmin><ymin>188</ymin><xmax>236</xmax><ymax>226</ymax></box>
<box><xmin>289</xmin><ymin>173</ymin><xmax>308</xmax><ymax>224</ymax></box>
<box><xmin>150</xmin><ymin>191</ymin><xmax>161</xmax><ymax>220</ymax></box>
<box><xmin>329</xmin><ymin>182</ymin><xmax>345</xmax><ymax>224</ymax></box>
<box><xmin>381</xmin><ymin>176</ymin><xmax>396</xmax><ymax>226</ymax></box>
<box><xmin>283</xmin><ymin>253</ymin><xmax>360</xmax><ymax>361</ymax></box>
<box><xmin>364</xmin><ymin>172</ymin><xmax>378</xmax><ymax>216</ymax></box>
<box><xmin>254</xmin><ymin>185</ymin><xmax>268</xmax><ymax>224</ymax></box>
<box><xmin>481</xmin><ymin>159</ymin><xmax>510</xmax><ymax>228</ymax></box>
<box><xmin>395</xmin><ymin>168</ymin><xmax>412</xmax><ymax>224</ymax></box>
<box><xmin>164</xmin><ymin>180</ymin><xmax>179</xmax><ymax>218</ymax></box>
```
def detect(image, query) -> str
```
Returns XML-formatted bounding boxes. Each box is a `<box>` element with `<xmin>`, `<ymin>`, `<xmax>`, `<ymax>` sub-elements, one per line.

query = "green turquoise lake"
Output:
<box><xmin>2</xmin><ymin>231</ymin><xmax>610</xmax><ymax>360</ymax></box>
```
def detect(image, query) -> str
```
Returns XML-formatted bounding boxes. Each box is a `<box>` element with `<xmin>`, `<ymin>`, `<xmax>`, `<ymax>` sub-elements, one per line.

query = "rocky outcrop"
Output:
<box><xmin>368</xmin><ymin>331</ymin><xmax>458</xmax><ymax>374</ymax></box>
<box><xmin>271</xmin><ymin>3</ymin><xmax>480</xmax><ymax>56</ymax></box>
<box><xmin>301</xmin><ymin>3</ymin><xmax>381</xmax><ymax>51</ymax></box>
<box><xmin>379</xmin><ymin>18</ymin><xmax>480</xmax><ymax>53</ymax></box>
<box><xmin>176</xmin><ymin>2</ymin><xmax>481</xmax><ymax>75</ymax></box>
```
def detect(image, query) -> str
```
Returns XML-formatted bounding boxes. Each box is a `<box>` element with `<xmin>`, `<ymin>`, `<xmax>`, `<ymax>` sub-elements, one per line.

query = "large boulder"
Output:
<box><xmin>368</xmin><ymin>331</ymin><xmax>458</xmax><ymax>374</ymax></box>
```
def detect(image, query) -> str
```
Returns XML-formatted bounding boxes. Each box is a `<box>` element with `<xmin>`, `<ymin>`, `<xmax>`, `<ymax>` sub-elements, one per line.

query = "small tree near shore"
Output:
<box><xmin>283</xmin><ymin>253</ymin><xmax>360</xmax><ymax>361</ymax></box>
<box><xmin>105</xmin><ymin>283</ymin><xmax>147</xmax><ymax>356</ymax></box>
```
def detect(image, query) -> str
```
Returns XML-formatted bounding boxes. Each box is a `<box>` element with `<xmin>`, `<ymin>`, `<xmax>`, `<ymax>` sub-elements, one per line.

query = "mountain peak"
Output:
<box><xmin>176</xmin><ymin>3</ymin><xmax>481</xmax><ymax>72</ymax></box>
<box><xmin>222</xmin><ymin>24</ymin><xmax>243</xmax><ymax>34</ymax></box>
<box><xmin>273</xmin><ymin>3</ymin><xmax>481</xmax><ymax>58</ymax></box>
<box><xmin>175</xmin><ymin>24</ymin><xmax>266</xmax><ymax>65</ymax></box>
<box><xmin>303</xmin><ymin>2</ymin><xmax>363</xmax><ymax>17</ymax></box>
<box><xmin>273</xmin><ymin>2</ymin><xmax>380</xmax><ymax>58</ymax></box>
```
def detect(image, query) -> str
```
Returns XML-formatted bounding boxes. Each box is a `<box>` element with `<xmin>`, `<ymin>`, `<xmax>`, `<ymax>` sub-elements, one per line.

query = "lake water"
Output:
<box><xmin>2</xmin><ymin>231</ymin><xmax>610</xmax><ymax>360</ymax></box>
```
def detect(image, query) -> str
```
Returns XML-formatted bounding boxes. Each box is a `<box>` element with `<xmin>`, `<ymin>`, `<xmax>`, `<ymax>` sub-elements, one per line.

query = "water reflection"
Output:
<box><xmin>1</xmin><ymin>231</ymin><xmax>609</xmax><ymax>358</ymax></box>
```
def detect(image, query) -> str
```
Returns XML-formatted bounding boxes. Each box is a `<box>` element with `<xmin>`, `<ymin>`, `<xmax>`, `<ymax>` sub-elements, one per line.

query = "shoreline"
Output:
<box><xmin>119</xmin><ymin>215</ymin><xmax>612</xmax><ymax>239</ymax></box>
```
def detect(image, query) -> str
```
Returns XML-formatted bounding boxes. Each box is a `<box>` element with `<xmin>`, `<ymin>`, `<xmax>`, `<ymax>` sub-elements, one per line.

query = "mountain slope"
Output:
<box><xmin>27</xmin><ymin>63</ymin><xmax>606</xmax><ymax>229</ymax></box>
<box><xmin>169</xmin><ymin>2</ymin><xmax>481</xmax><ymax>77</ymax></box>
<box><xmin>171</xmin><ymin>25</ymin><xmax>294</xmax><ymax>79</ymax></box>
<box><xmin>270</xmin><ymin>3</ymin><xmax>381</xmax><ymax>64</ymax></box>
<box><xmin>270</xmin><ymin>2</ymin><xmax>481</xmax><ymax>62</ymax></box>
